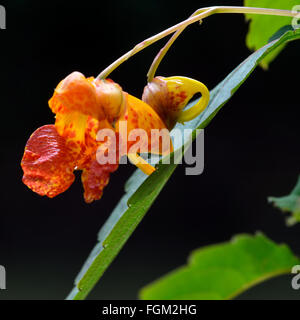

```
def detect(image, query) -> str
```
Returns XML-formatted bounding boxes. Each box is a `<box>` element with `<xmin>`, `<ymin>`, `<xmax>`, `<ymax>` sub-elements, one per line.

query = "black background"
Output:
<box><xmin>0</xmin><ymin>0</ymin><xmax>299</xmax><ymax>299</ymax></box>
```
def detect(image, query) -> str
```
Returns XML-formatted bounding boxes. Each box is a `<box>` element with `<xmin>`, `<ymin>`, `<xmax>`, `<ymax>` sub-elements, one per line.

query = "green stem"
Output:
<box><xmin>96</xmin><ymin>6</ymin><xmax>298</xmax><ymax>80</ymax></box>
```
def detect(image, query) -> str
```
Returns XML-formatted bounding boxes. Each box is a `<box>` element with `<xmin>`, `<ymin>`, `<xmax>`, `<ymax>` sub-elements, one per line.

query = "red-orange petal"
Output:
<box><xmin>81</xmin><ymin>159</ymin><xmax>118</xmax><ymax>203</ymax></box>
<box><xmin>21</xmin><ymin>125</ymin><xmax>76</xmax><ymax>198</ymax></box>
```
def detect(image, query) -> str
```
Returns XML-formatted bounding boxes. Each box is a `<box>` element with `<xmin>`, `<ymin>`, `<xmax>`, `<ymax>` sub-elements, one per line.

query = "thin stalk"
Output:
<box><xmin>147</xmin><ymin>6</ymin><xmax>298</xmax><ymax>81</ymax></box>
<box><xmin>96</xmin><ymin>6</ymin><xmax>298</xmax><ymax>80</ymax></box>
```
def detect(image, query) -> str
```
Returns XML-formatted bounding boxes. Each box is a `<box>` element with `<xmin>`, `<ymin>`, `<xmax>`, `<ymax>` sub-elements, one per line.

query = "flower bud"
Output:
<box><xmin>142</xmin><ymin>76</ymin><xmax>209</xmax><ymax>130</ymax></box>
<box><xmin>93</xmin><ymin>79</ymin><xmax>126</xmax><ymax>123</ymax></box>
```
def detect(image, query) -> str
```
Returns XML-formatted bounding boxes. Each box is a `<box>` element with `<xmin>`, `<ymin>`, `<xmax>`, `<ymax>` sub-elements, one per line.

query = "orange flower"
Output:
<box><xmin>21</xmin><ymin>72</ymin><xmax>209</xmax><ymax>203</ymax></box>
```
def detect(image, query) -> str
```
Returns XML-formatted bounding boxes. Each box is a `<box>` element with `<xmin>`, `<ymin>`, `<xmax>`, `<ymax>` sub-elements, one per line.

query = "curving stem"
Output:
<box><xmin>96</xmin><ymin>6</ymin><xmax>298</xmax><ymax>81</ymax></box>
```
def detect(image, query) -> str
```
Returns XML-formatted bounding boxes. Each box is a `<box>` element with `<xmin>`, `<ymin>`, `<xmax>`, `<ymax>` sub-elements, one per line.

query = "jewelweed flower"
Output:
<box><xmin>21</xmin><ymin>72</ymin><xmax>209</xmax><ymax>203</ymax></box>
<box><xmin>22</xmin><ymin>72</ymin><xmax>123</xmax><ymax>203</ymax></box>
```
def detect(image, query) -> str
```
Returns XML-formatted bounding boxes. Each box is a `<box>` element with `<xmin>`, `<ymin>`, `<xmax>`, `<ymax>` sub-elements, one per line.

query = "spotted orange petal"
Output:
<box><xmin>52</xmin><ymin>71</ymin><xmax>106</xmax><ymax>121</ymax></box>
<box><xmin>116</xmin><ymin>93</ymin><xmax>173</xmax><ymax>155</ymax></box>
<box><xmin>80</xmin><ymin>117</ymin><xmax>119</xmax><ymax>203</ymax></box>
<box><xmin>54</xmin><ymin>110</ymin><xmax>88</xmax><ymax>157</ymax></box>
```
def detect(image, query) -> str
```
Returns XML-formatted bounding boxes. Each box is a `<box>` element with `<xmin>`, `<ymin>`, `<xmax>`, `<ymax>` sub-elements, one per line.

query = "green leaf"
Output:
<box><xmin>269</xmin><ymin>175</ymin><xmax>300</xmax><ymax>226</ymax></box>
<box><xmin>140</xmin><ymin>233</ymin><xmax>300</xmax><ymax>300</ymax></box>
<box><xmin>244</xmin><ymin>0</ymin><xmax>299</xmax><ymax>69</ymax></box>
<box><xmin>66</xmin><ymin>28</ymin><xmax>300</xmax><ymax>300</ymax></box>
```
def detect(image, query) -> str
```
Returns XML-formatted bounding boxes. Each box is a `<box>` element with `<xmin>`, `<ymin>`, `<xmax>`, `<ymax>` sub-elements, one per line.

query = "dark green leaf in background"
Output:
<box><xmin>140</xmin><ymin>233</ymin><xmax>300</xmax><ymax>300</ymax></box>
<box><xmin>244</xmin><ymin>0</ymin><xmax>299</xmax><ymax>69</ymax></box>
<box><xmin>269</xmin><ymin>175</ymin><xmax>300</xmax><ymax>226</ymax></box>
